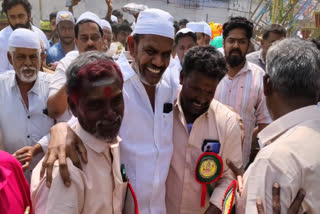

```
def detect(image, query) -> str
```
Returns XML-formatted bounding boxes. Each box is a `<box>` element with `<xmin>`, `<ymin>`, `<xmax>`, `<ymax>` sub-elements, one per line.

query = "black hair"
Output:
<box><xmin>116</xmin><ymin>23</ymin><xmax>132</xmax><ymax>36</ymax></box>
<box><xmin>175</xmin><ymin>31</ymin><xmax>196</xmax><ymax>45</ymax></box>
<box><xmin>112</xmin><ymin>9</ymin><xmax>123</xmax><ymax>18</ymax></box>
<box><xmin>311</xmin><ymin>38</ymin><xmax>320</xmax><ymax>50</ymax></box>
<box><xmin>49</xmin><ymin>11</ymin><xmax>57</xmax><ymax>22</ymax></box>
<box><xmin>262</xmin><ymin>24</ymin><xmax>287</xmax><ymax>40</ymax></box>
<box><xmin>178</xmin><ymin>19</ymin><xmax>189</xmax><ymax>27</ymax></box>
<box><xmin>173</xmin><ymin>21</ymin><xmax>179</xmax><ymax>34</ymax></box>
<box><xmin>222</xmin><ymin>16</ymin><xmax>253</xmax><ymax>40</ymax></box>
<box><xmin>182</xmin><ymin>46</ymin><xmax>227</xmax><ymax>80</ymax></box>
<box><xmin>74</xmin><ymin>19</ymin><xmax>103</xmax><ymax>38</ymax></box>
<box><xmin>1</xmin><ymin>0</ymin><xmax>32</xmax><ymax>15</ymax></box>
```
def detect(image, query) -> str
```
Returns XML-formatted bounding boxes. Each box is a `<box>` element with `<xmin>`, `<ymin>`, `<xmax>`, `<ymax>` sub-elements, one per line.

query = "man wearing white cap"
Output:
<box><xmin>46</xmin><ymin>11</ymin><xmax>104</xmax><ymax>120</ymax></box>
<box><xmin>0</xmin><ymin>28</ymin><xmax>54</xmax><ymax>182</ymax></box>
<box><xmin>0</xmin><ymin>0</ymin><xmax>49</xmax><ymax>73</ymax></box>
<box><xmin>187</xmin><ymin>21</ymin><xmax>212</xmax><ymax>46</ymax></box>
<box><xmin>46</xmin><ymin>11</ymin><xmax>76</xmax><ymax>65</ymax></box>
<box><xmin>100</xmin><ymin>19</ymin><xmax>112</xmax><ymax>51</ymax></box>
<box><xmin>40</xmin><ymin>8</ymin><xmax>179</xmax><ymax>214</ymax></box>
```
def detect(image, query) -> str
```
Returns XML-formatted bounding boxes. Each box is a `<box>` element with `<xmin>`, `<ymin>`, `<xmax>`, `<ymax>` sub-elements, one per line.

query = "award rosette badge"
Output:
<box><xmin>195</xmin><ymin>152</ymin><xmax>223</xmax><ymax>207</ymax></box>
<box><xmin>221</xmin><ymin>180</ymin><xmax>237</xmax><ymax>214</ymax></box>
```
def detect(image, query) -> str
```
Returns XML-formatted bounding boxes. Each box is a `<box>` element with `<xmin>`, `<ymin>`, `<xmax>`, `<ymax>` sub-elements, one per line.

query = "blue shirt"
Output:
<box><xmin>46</xmin><ymin>42</ymin><xmax>66</xmax><ymax>65</ymax></box>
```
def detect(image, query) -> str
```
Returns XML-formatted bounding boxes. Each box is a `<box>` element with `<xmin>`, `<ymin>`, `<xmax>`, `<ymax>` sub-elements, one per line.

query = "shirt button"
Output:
<box><xmin>27</xmin><ymin>135</ymin><xmax>30</xmax><ymax>138</ymax></box>
<box><xmin>28</xmin><ymin>115</ymin><xmax>31</xmax><ymax>119</ymax></box>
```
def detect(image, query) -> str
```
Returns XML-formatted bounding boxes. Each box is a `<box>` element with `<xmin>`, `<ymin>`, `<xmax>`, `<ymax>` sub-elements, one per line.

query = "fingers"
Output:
<box><xmin>45</xmin><ymin>151</ymin><xmax>58</xmax><ymax>188</ymax></box>
<box><xmin>288</xmin><ymin>189</ymin><xmax>306</xmax><ymax>214</ymax></box>
<box><xmin>226</xmin><ymin>159</ymin><xmax>243</xmax><ymax>176</ymax></box>
<box><xmin>237</xmin><ymin>175</ymin><xmax>244</xmax><ymax>196</ymax></box>
<box><xmin>15</xmin><ymin>153</ymin><xmax>32</xmax><ymax>162</ymax></box>
<box><xmin>69</xmin><ymin>146</ymin><xmax>82</xmax><ymax>170</ymax></box>
<box><xmin>256</xmin><ymin>197</ymin><xmax>265</xmax><ymax>214</ymax></box>
<box><xmin>22</xmin><ymin>161</ymin><xmax>31</xmax><ymax>171</ymax></box>
<box><xmin>40</xmin><ymin>151</ymin><xmax>49</xmax><ymax>179</ymax></box>
<box><xmin>76</xmin><ymin>138</ymin><xmax>88</xmax><ymax>163</ymax></box>
<box><xmin>58</xmin><ymin>146</ymin><xmax>71</xmax><ymax>187</ymax></box>
<box><xmin>272</xmin><ymin>183</ymin><xmax>281</xmax><ymax>214</ymax></box>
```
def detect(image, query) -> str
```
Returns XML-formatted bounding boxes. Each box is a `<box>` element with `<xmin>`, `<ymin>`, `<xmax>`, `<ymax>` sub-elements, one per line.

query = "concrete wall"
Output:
<box><xmin>2</xmin><ymin>0</ymin><xmax>254</xmax><ymax>27</ymax></box>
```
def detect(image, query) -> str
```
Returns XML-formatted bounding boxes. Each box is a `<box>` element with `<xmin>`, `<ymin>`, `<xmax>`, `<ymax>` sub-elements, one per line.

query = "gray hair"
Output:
<box><xmin>266</xmin><ymin>38</ymin><xmax>320</xmax><ymax>100</ymax></box>
<box><xmin>66</xmin><ymin>51</ymin><xmax>113</xmax><ymax>95</ymax></box>
<box><xmin>8</xmin><ymin>46</ymin><xmax>41</xmax><ymax>56</ymax></box>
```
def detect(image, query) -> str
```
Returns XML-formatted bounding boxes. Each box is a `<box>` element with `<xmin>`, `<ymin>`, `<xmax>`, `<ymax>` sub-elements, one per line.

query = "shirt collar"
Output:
<box><xmin>258</xmin><ymin>105</ymin><xmax>320</xmax><ymax>147</ymax></box>
<box><xmin>75</xmin><ymin>122</ymin><xmax>121</xmax><ymax>154</ymax></box>
<box><xmin>229</xmin><ymin>61</ymin><xmax>251</xmax><ymax>78</ymax></box>
<box><xmin>9</xmin><ymin>71</ymin><xmax>42</xmax><ymax>96</ymax></box>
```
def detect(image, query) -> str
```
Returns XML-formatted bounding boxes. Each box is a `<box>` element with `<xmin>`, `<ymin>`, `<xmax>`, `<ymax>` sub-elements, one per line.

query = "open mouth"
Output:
<box><xmin>147</xmin><ymin>67</ymin><xmax>161</xmax><ymax>74</ymax></box>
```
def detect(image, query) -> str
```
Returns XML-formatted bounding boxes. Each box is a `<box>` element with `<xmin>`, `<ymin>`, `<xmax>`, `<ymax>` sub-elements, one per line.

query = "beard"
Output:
<box><xmin>92</xmin><ymin>116</ymin><xmax>122</xmax><ymax>142</ymax></box>
<box><xmin>10</xmin><ymin>22</ymin><xmax>31</xmax><ymax>30</ymax></box>
<box><xmin>17</xmin><ymin>66</ymin><xmax>38</xmax><ymax>83</ymax></box>
<box><xmin>226</xmin><ymin>49</ymin><xmax>246</xmax><ymax>67</ymax></box>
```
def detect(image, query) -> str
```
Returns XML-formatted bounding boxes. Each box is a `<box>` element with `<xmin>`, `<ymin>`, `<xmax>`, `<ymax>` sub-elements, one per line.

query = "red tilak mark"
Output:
<box><xmin>104</xmin><ymin>86</ymin><xmax>112</xmax><ymax>98</ymax></box>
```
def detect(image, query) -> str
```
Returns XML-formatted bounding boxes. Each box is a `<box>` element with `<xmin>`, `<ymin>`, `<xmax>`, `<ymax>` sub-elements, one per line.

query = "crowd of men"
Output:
<box><xmin>0</xmin><ymin>0</ymin><xmax>320</xmax><ymax>213</ymax></box>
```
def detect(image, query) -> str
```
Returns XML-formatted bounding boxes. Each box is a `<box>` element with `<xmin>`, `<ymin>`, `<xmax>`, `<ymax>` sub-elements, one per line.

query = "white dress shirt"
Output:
<box><xmin>117</xmin><ymin>57</ymin><xmax>179</xmax><ymax>214</ymax></box>
<box><xmin>0</xmin><ymin>25</ymin><xmax>49</xmax><ymax>73</ymax></box>
<box><xmin>0</xmin><ymin>71</ymin><xmax>55</xmax><ymax>181</ymax></box>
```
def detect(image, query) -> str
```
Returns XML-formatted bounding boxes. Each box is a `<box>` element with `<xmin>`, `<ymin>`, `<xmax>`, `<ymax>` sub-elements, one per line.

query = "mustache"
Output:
<box><xmin>20</xmin><ymin>66</ymin><xmax>36</xmax><ymax>72</ymax></box>
<box><xmin>229</xmin><ymin>49</ymin><xmax>242</xmax><ymax>55</ymax></box>
<box><xmin>85</xmin><ymin>46</ymin><xmax>97</xmax><ymax>51</ymax></box>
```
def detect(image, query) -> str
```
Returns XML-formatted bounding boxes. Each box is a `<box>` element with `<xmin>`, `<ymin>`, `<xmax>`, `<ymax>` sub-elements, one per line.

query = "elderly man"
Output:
<box><xmin>41</xmin><ymin>8</ymin><xmax>179</xmax><ymax>214</ymax></box>
<box><xmin>46</xmin><ymin>11</ymin><xmax>76</xmax><ymax>65</ymax></box>
<box><xmin>31</xmin><ymin>52</ymin><xmax>131</xmax><ymax>213</ymax></box>
<box><xmin>0</xmin><ymin>28</ymin><xmax>54</xmax><ymax>182</ymax></box>
<box><xmin>214</xmin><ymin>17</ymin><xmax>271</xmax><ymax>166</ymax></box>
<box><xmin>246</xmin><ymin>24</ymin><xmax>286</xmax><ymax>71</ymax></box>
<box><xmin>166</xmin><ymin>46</ymin><xmax>243</xmax><ymax>214</ymax></box>
<box><xmin>237</xmin><ymin>38</ymin><xmax>320</xmax><ymax>213</ymax></box>
<box><xmin>187</xmin><ymin>21</ymin><xmax>212</xmax><ymax>46</ymax></box>
<box><xmin>0</xmin><ymin>0</ymin><xmax>49</xmax><ymax>73</ymax></box>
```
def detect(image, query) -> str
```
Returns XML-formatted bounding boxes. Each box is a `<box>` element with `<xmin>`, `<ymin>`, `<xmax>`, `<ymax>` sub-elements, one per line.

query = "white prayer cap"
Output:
<box><xmin>187</xmin><ymin>21</ymin><xmax>212</xmax><ymax>38</ymax></box>
<box><xmin>175</xmin><ymin>28</ymin><xmax>194</xmax><ymax>36</ymax></box>
<box><xmin>111</xmin><ymin>15</ymin><xmax>118</xmax><ymax>23</ymax></box>
<box><xmin>100</xmin><ymin>19</ymin><xmax>112</xmax><ymax>32</ymax></box>
<box><xmin>8</xmin><ymin>28</ymin><xmax>40</xmax><ymax>50</ymax></box>
<box><xmin>133</xmin><ymin>8</ymin><xmax>174</xmax><ymax>39</ymax></box>
<box><xmin>122</xmin><ymin>3</ymin><xmax>148</xmax><ymax>15</ymax></box>
<box><xmin>56</xmin><ymin>11</ymin><xmax>75</xmax><ymax>25</ymax></box>
<box><xmin>76</xmin><ymin>11</ymin><xmax>102</xmax><ymax>29</ymax></box>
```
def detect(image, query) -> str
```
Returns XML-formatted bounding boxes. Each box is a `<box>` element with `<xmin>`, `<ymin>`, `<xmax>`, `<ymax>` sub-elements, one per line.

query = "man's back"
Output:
<box><xmin>238</xmin><ymin>105</ymin><xmax>320</xmax><ymax>213</ymax></box>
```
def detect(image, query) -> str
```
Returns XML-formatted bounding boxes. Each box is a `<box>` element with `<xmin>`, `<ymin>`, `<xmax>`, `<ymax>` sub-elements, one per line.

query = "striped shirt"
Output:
<box><xmin>214</xmin><ymin>61</ymin><xmax>272</xmax><ymax>165</ymax></box>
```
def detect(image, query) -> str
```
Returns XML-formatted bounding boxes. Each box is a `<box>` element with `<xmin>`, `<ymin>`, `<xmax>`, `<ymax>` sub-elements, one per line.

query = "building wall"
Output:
<box><xmin>24</xmin><ymin>0</ymin><xmax>252</xmax><ymax>27</ymax></box>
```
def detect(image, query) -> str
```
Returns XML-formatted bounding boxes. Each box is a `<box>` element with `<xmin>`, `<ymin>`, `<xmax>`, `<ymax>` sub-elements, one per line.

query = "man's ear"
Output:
<box><xmin>127</xmin><ymin>36</ymin><xmax>136</xmax><ymax>58</ymax></box>
<box><xmin>179</xmin><ymin>70</ymin><xmax>185</xmax><ymax>85</ymax></box>
<box><xmin>263</xmin><ymin>74</ymin><xmax>272</xmax><ymax>97</ymax></box>
<box><xmin>67</xmin><ymin>96</ymin><xmax>78</xmax><ymax>118</ymax></box>
<box><xmin>260</xmin><ymin>39</ymin><xmax>265</xmax><ymax>49</ymax></box>
<box><xmin>7</xmin><ymin>52</ymin><xmax>13</xmax><ymax>66</ymax></box>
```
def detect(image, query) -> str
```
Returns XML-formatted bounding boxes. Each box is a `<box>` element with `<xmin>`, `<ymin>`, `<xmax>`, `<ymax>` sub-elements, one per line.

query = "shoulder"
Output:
<box><xmin>246</xmin><ymin>50</ymin><xmax>260</xmax><ymax>59</ymax></box>
<box><xmin>0</xmin><ymin>151</ymin><xmax>22</xmax><ymax>172</ymax></box>
<box><xmin>37</xmin><ymin>71</ymin><xmax>53</xmax><ymax>84</ymax></box>
<box><xmin>210</xmin><ymin>99</ymin><xmax>239</xmax><ymax>121</ymax></box>
<box><xmin>247</xmin><ymin>61</ymin><xmax>264</xmax><ymax>75</ymax></box>
<box><xmin>0</xmin><ymin>70</ymin><xmax>15</xmax><ymax>84</ymax></box>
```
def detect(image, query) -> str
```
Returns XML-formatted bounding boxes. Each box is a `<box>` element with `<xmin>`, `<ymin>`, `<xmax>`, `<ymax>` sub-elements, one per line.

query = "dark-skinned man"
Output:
<box><xmin>40</xmin><ymin>8</ymin><xmax>179</xmax><ymax>214</ymax></box>
<box><xmin>246</xmin><ymin>24</ymin><xmax>286</xmax><ymax>71</ymax></box>
<box><xmin>0</xmin><ymin>0</ymin><xmax>49</xmax><ymax>73</ymax></box>
<box><xmin>166</xmin><ymin>46</ymin><xmax>243</xmax><ymax>214</ymax></box>
<box><xmin>214</xmin><ymin>17</ymin><xmax>271</xmax><ymax>167</ymax></box>
<box><xmin>237</xmin><ymin>38</ymin><xmax>320</xmax><ymax>213</ymax></box>
<box><xmin>46</xmin><ymin>11</ymin><xmax>76</xmax><ymax>65</ymax></box>
<box><xmin>31</xmin><ymin>52</ymin><xmax>131</xmax><ymax>213</ymax></box>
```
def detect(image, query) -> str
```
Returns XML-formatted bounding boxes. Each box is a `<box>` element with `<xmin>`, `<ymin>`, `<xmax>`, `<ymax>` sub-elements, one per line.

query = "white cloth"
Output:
<box><xmin>122</xmin><ymin>3</ymin><xmax>148</xmax><ymax>15</ymax></box>
<box><xmin>186</xmin><ymin>21</ymin><xmax>212</xmax><ymax>37</ymax></box>
<box><xmin>56</xmin><ymin>11</ymin><xmax>75</xmax><ymax>25</ymax></box>
<box><xmin>77</xmin><ymin>11</ymin><xmax>102</xmax><ymax>28</ymax></box>
<box><xmin>100</xmin><ymin>19</ymin><xmax>112</xmax><ymax>31</ymax></box>
<box><xmin>116</xmin><ymin>56</ymin><xmax>179</xmax><ymax>214</ymax></box>
<box><xmin>8</xmin><ymin>28</ymin><xmax>40</xmax><ymax>49</ymax></box>
<box><xmin>0</xmin><ymin>71</ymin><xmax>54</xmax><ymax>181</ymax></box>
<box><xmin>0</xmin><ymin>25</ymin><xmax>49</xmax><ymax>73</ymax></box>
<box><xmin>111</xmin><ymin>15</ymin><xmax>118</xmax><ymax>23</ymax></box>
<box><xmin>133</xmin><ymin>8</ymin><xmax>174</xmax><ymax>39</ymax></box>
<box><xmin>175</xmin><ymin>27</ymin><xmax>194</xmax><ymax>36</ymax></box>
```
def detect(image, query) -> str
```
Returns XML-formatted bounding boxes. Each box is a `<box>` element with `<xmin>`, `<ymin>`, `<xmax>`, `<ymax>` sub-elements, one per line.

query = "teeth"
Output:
<box><xmin>148</xmin><ymin>67</ymin><xmax>161</xmax><ymax>74</ymax></box>
<box><xmin>193</xmin><ymin>102</ymin><xmax>201</xmax><ymax>107</ymax></box>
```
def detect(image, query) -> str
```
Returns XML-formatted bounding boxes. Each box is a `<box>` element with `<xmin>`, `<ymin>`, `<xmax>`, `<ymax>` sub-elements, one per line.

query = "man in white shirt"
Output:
<box><xmin>40</xmin><ymin>8</ymin><xmax>179</xmax><ymax>214</ymax></box>
<box><xmin>0</xmin><ymin>28</ymin><xmax>54</xmax><ymax>182</ymax></box>
<box><xmin>31</xmin><ymin>52</ymin><xmax>130</xmax><ymax>214</ymax></box>
<box><xmin>0</xmin><ymin>0</ymin><xmax>49</xmax><ymax>73</ymax></box>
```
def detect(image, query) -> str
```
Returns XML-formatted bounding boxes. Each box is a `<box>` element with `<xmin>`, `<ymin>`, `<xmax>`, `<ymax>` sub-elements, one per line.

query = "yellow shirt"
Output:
<box><xmin>31</xmin><ymin>122</ymin><xmax>127</xmax><ymax>214</ymax></box>
<box><xmin>166</xmin><ymin>98</ymin><xmax>243</xmax><ymax>213</ymax></box>
<box><xmin>237</xmin><ymin>105</ymin><xmax>320</xmax><ymax>214</ymax></box>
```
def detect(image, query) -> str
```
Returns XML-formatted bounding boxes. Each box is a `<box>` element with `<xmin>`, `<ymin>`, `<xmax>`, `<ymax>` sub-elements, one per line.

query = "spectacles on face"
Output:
<box><xmin>79</xmin><ymin>34</ymin><xmax>101</xmax><ymax>43</ymax></box>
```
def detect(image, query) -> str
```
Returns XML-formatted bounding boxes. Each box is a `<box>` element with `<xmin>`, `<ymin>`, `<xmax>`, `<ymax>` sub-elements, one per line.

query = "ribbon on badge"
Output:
<box><xmin>221</xmin><ymin>180</ymin><xmax>237</xmax><ymax>214</ymax></box>
<box><xmin>195</xmin><ymin>152</ymin><xmax>223</xmax><ymax>207</ymax></box>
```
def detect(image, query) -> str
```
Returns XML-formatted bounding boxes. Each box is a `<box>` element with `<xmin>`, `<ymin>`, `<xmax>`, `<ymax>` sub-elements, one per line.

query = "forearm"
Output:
<box><xmin>47</xmin><ymin>85</ymin><xmax>68</xmax><ymax>119</ymax></box>
<box><xmin>33</xmin><ymin>143</ymin><xmax>44</xmax><ymax>156</ymax></box>
<box><xmin>105</xmin><ymin>4</ymin><xmax>112</xmax><ymax>22</ymax></box>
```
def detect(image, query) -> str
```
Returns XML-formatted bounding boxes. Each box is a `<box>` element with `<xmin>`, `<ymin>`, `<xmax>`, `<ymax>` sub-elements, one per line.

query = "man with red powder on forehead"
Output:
<box><xmin>31</xmin><ymin>52</ymin><xmax>136</xmax><ymax>213</ymax></box>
